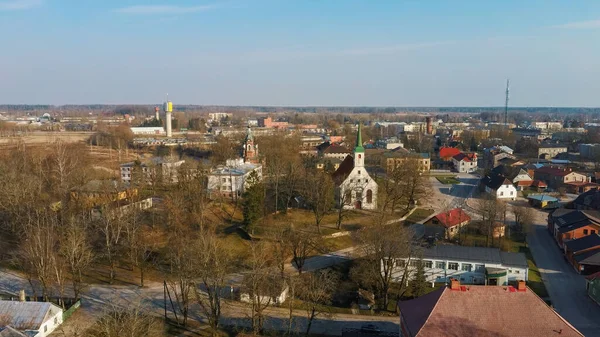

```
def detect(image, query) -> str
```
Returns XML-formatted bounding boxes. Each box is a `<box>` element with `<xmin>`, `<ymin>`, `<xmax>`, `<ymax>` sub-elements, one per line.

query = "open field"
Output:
<box><xmin>0</xmin><ymin>131</ymin><xmax>93</xmax><ymax>145</ymax></box>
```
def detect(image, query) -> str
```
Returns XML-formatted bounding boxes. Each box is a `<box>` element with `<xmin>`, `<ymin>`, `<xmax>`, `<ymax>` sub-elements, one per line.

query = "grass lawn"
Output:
<box><xmin>436</xmin><ymin>176</ymin><xmax>461</xmax><ymax>185</ymax></box>
<box><xmin>324</xmin><ymin>235</ymin><xmax>355</xmax><ymax>251</ymax></box>
<box><xmin>405</xmin><ymin>208</ymin><xmax>435</xmax><ymax>225</ymax></box>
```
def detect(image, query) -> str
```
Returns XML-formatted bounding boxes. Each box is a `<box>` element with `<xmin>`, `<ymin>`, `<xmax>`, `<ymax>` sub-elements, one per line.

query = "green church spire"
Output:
<box><xmin>354</xmin><ymin>123</ymin><xmax>365</xmax><ymax>153</ymax></box>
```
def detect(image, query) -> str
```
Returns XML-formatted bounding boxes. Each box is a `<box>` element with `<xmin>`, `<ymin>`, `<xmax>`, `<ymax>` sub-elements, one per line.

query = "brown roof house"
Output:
<box><xmin>425</xmin><ymin>208</ymin><xmax>471</xmax><ymax>240</ymax></box>
<box><xmin>398</xmin><ymin>279</ymin><xmax>583</xmax><ymax>337</ymax></box>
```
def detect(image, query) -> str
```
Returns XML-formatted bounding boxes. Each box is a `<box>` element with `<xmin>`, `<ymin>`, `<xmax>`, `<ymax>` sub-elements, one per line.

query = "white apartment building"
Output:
<box><xmin>120</xmin><ymin>157</ymin><xmax>185</xmax><ymax>184</ymax></box>
<box><xmin>390</xmin><ymin>245</ymin><xmax>528</xmax><ymax>286</ymax></box>
<box><xmin>452</xmin><ymin>153</ymin><xmax>478</xmax><ymax>173</ymax></box>
<box><xmin>207</xmin><ymin>158</ymin><xmax>262</xmax><ymax>198</ymax></box>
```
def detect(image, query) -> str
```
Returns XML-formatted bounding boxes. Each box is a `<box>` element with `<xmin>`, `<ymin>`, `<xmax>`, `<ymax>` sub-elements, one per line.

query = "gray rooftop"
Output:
<box><xmin>0</xmin><ymin>301</ymin><xmax>62</xmax><ymax>331</ymax></box>
<box><xmin>419</xmin><ymin>245</ymin><xmax>528</xmax><ymax>268</ymax></box>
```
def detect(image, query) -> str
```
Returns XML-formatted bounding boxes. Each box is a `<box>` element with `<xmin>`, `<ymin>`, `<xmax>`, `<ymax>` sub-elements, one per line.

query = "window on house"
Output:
<box><xmin>396</xmin><ymin>259</ymin><xmax>405</xmax><ymax>267</ymax></box>
<box><xmin>592</xmin><ymin>230</ymin><xmax>596</xmax><ymax>234</ymax></box>
<box><xmin>424</xmin><ymin>260</ymin><xmax>433</xmax><ymax>268</ymax></box>
<box><xmin>44</xmin><ymin>325</ymin><xmax>47</xmax><ymax>333</ymax></box>
<box><xmin>510</xmin><ymin>191</ymin><xmax>513</xmax><ymax>195</ymax></box>
<box><xmin>55</xmin><ymin>317</ymin><xmax>58</xmax><ymax>324</ymax></box>
<box><xmin>475</xmin><ymin>264</ymin><xmax>485</xmax><ymax>271</ymax></box>
<box><xmin>409</xmin><ymin>260</ymin><xmax>419</xmax><ymax>267</ymax></box>
<box><xmin>514</xmin><ymin>270</ymin><xmax>520</xmax><ymax>274</ymax></box>
<box><xmin>584</xmin><ymin>229</ymin><xmax>589</xmax><ymax>235</ymax></box>
<box><xmin>448</xmin><ymin>262</ymin><xmax>459</xmax><ymax>270</ymax></box>
<box><xmin>366</xmin><ymin>190</ymin><xmax>373</xmax><ymax>203</ymax></box>
<box><xmin>358</xmin><ymin>170</ymin><xmax>361</xmax><ymax>174</ymax></box>
<box><xmin>461</xmin><ymin>264</ymin><xmax>472</xmax><ymax>272</ymax></box>
<box><xmin>435</xmin><ymin>261</ymin><xmax>445</xmax><ymax>269</ymax></box>
<box><xmin>500</xmin><ymin>192</ymin><xmax>504</xmax><ymax>196</ymax></box>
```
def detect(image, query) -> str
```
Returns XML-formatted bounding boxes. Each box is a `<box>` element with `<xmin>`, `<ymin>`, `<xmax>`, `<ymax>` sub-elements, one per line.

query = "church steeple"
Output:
<box><xmin>354</xmin><ymin>123</ymin><xmax>365</xmax><ymax>153</ymax></box>
<box><xmin>354</xmin><ymin>123</ymin><xmax>365</xmax><ymax>167</ymax></box>
<box><xmin>243</xmin><ymin>126</ymin><xmax>258</xmax><ymax>163</ymax></box>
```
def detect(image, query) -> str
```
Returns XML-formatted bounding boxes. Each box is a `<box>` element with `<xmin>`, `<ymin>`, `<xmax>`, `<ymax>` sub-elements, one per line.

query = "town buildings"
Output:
<box><xmin>120</xmin><ymin>157</ymin><xmax>185</xmax><ymax>184</ymax></box>
<box><xmin>130</xmin><ymin>126</ymin><xmax>165</xmax><ymax>135</ymax></box>
<box><xmin>564</xmin><ymin>234</ymin><xmax>600</xmax><ymax>274</ymax></box>
<box><xmin>332</xmin><ymin>124</ymin><xmax>378</xmax><ymax>210</ymax></box>
<box><xmin>483</xmin><ymin>146</ymin><xmax>515</xmax><ymax>169</ymax></box>
<box><xmin>547</xmin><ymin>209</ymin><xmax>600</xmax><ymax>249</ymax></box>
<box><xmin>534</xmin><ymin>167</ymin><xmax>588</xmax><ymax>190</ymax></box>
<box><xmin>207</xmin><ymin>159</ymin><xmax>262</xmax><ymax>198</ymax></box>
<box><xmin>391</xmin><ymin>245</ymin><xmax>528</xmax><ymax>286</ymax></box>
<box><xmin>398</xmin><ymin>280</ymin><xmax>583</xmax><ymax>337</ymax></box>
<box><xmin>383</xmin><ymin>147</ymin><xmax>431</xmax><ymax>174</ymax></box>
<box><xmin>538</xmin><ymin>144</ymin><xmax>568</xmax><ymax>159</ymax></box>
<box><xmin>481</xmin><ymin>175</ymin><xmax>517</xmax><ymax>200</ymax></box>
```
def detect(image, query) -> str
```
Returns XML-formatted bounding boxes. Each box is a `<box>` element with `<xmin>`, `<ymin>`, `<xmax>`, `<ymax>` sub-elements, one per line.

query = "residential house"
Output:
<box><xmin>586</xmin><ymin>272</ymin><xmax>600</xmax><ymax>306</ymax></box>
<box><xmin>69</xmin><ymin>180</ymin><xmax>137</xmax><ymax>208</ymax></box>
<box><xmin>538</xmin><ymin>144</ymin><xmax>568</xmax><ymax>159</ymax></box>
<box><xmin>391</xmin><ymin>245</ymin><xmax>528</xmax><ymax>286</ymax></box>
<box><xmin>207</xmin><ymin>159</ymin><xmax>262</xmax><ymax>198</ymax></box>
<box><xmin>527</xmin><ymin>195</ymin><xmax>560</xmax><ymax>209</ymax></box>
<box><xmin>572</xmin><ymin>189</ymin><xmax>600</xmax><ymax>211</ymax></box>
<box><xmin>120</xmin><ymin>157</ymin><xmax>185</xmax><ymax>184</ymax></box>
<box><xmin>424</xmin><ymin>208</ymin><xmax>471</xmax><ymax>240</ymax></box>
<box><xmin>516</xmin><ymin>179</ymin><xmax>547</xmax><ymax>192</ymax></box>
<box><xmin>383</xmin><ymin>147</ymin><xmax>430</xmax><ymax>174</ymax></box>
<box><xmin>481</xmin><ymin>174</ymin><xmax>517</xmax><ymax>200</ymax></box>
<box><xmin>534</xmin><ymin>166</ymin><xmax>588</xmax><ymax>190</ymax></box>
<box><xmin>397</xmin><ymin>280</ymin><xmax>583</xmax><ymax>337</ymax></box>
<box><xmin>563</xmin><ymin>234</ymin><xmax>600</xmax><ymax>274</ymax></box>
<box><xmin>321</xmin><ymin>144</ymin><xmax>352</xmax><ymax>160</ymax></box>
<box><xmin>547</xmin><ymin>210</ymin><xmax>600</xmax><ymax>248</ymax></box>
<box><xmin>483</xmin><ymin>146</ymin><xmax>516</xmax><ymax>169</ymax></box>
<box><xmin>512</xmin><ymin>127</ymin><xmax>542</xmax><ymax>138</ymax></box>
<box><xmin>240</xmin><ymin>276</ymin><xmax>289</xmax><ymax>305</ymax></box>
<box><xmin>0</xmin><ymin>301</ymin><xmax>63</xmax><ymax>337</ymax></box>
<box><xmin>332</xmin><ymin>124</ymin><xmax>378</xmax><ymax>210</ymax></box>
<box><xmin>452</xmin><ymin>153</ymin><xmax>477</xmax><ymax>173</ymax></box>
<box><xmin>565</xmin><ymin>181</ymin><xmax>600</xmax><ymax>194</ymax></box>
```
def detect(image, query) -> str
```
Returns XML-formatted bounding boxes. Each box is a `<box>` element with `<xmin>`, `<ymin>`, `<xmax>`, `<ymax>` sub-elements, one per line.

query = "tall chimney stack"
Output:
<box><xmin>426</xmin><ymin>117</ymin><xmax>433</xmax><ymax>135</ymax></box>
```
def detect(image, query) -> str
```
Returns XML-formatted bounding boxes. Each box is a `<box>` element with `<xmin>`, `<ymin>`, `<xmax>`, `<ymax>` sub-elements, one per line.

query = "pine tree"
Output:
<box><xmin>242</xmin><ymin>171</ymin><xmax>264</xmax><ymax>234</ymax></box>
<box><xmin>410</xmin><ymin>260</ymin><xmax>428</xmax><ymax>298</ymax></box>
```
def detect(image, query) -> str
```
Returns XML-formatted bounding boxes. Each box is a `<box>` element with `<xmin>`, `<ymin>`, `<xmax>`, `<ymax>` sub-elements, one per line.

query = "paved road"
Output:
<box><xmin>429</xmin><ymin>173</ymin><xmax>479</xmax><ymax>213</ymax></box>
<box><xmin>527</xmin><ymin>208</ymin><xmax>600</xmax><ymax>337</ymax></box>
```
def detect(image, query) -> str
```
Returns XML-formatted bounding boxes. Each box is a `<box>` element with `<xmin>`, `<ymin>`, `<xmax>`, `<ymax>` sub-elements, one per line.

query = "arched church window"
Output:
<box><xmin>366</xmin><ymin>189</ymin><xmax>373</xmax><ymax>203</ymax></box>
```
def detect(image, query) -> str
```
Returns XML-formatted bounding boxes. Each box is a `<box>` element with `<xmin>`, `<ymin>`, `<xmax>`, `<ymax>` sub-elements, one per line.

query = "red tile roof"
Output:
<box><xmin>453</xmin><ymin>153</ymin><xmax>471</xmax><ymax>162</ymax></box>
<box><xmin>433</xmin><ymin>208</ymin><xmax>471</xmax><ymax>228</ymax></box>
<box><xmin>399</xmin><ymin>285</ymin><xmax>583</xmax><ymax>337</ymax></box>
<box><xmin>536</xmin><ymin>166</ymin><xmax>573</xmax><ymax>177</ymax></box>
<box><xmin>439</xmin><ymin>147</ymin><xmax>461</xmax><ymax>160</ymax></box>
<box><xmin>517</xmin><ymin>180</ymin><xmax>548</xmax><ymax>187</ymax></box>
<box><xmin>585</xmin><ymin>271</ymin><xmax>600</xmax><ymax>281</ymax></box>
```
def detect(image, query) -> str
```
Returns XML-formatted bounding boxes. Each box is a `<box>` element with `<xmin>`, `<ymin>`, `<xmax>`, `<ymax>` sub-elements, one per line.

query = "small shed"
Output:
<box><xmin>528</xmin><ymin>195</ymin><xmax>559</xmax><ymax>209</ymax></box>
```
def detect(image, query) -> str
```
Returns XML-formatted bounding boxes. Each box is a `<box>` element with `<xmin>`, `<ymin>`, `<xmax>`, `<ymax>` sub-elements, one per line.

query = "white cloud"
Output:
<box><xmin>115</xmin><ymin>4</ymin><xmax>215</xmax><ymax>15</ymax></box>
<box><xmin>553</xmin><ymin>19</ymin><xmax>600</xmax><ymax>29</ymax></box>
<box><xmin>341</xmin><ymin>41</ymin><xmax>457</xmax><ymax>56</ymax></box>
<box><xmin>0</xmin><ymin>0</ymin><xmax>42</xmax><ymax>11</ymax></box>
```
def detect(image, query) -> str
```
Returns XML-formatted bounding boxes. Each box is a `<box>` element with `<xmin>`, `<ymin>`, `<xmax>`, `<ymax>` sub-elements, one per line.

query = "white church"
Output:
<box><xmin>332</xmin><ymin>124</ymin><xmax>378</xmax><ymax>210</ymax></box>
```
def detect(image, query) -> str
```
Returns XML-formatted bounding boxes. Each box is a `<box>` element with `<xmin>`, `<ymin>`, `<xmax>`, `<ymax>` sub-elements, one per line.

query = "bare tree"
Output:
<box><xmin>60</xmin><ymin>214</ymin><xmax>94</xmax><ymax>301</ymax></box>
<box><xmin>352</xmin><ymin>224</ymin><xmax>416</xmax><ymax>310</ymax></box>
<box><xmin>473</xmin><ymin>195</ymin><xmax>500</xmax><ymax>247</ymax></box>
<box><xmin>89</xmin><ymin>302</ymin><xmax>165</xmax><ymax>337</ymax></box>
<box><xmin>95</xmin><ymin>208</ymin><xmax>125</xmax><ymax>284</ymax></box>
<box><xmin>297</xmin><ymin>270</ymin><xmax>337</xmax><ymax>337</ymax></box>
<box><xmin>303</xmin><ymin>169</ymin><xmax>334</xmax><ymax>233</ymax></box>
<box><xmin>512</xmin><ymin>205</ymin><xmax>535</xmax><ymax>237</ymax></box>
<box><xmin>244</xmin><ymin>242</ymin><xmax>275</xmax><ymax>335</ymax></box>
<box><xmin>165</xmin><ymin>230</ymin><xmax>197</xmax><ymax>327</ymax></box>
<box><xmin>284</xmin><ymin>229</ymin><xmax>321</xmax><ymax>274</ymax></box>
<box><xmin>193</xmin><ymin>230</ymin><xmax>232</xmax><ymax>335</ymax></box>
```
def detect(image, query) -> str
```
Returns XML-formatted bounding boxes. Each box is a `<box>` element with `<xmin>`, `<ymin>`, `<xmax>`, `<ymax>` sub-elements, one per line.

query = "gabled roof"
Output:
<box><xmin>564</xmin><ymin>234</ymin><xmax>600</xmax><ymax>254</ymax></box>
<box><xmin>331</xmin><ymin>155</ymin><xmax>354</xmax><ymax>185</ymax></box>
<box><xmin>439</xmin><ymin>147</ymin><xmax>461</xmax><ymax>159</ymax></box>
<box><xmin>575</xmin><ymin>250</ymin><xmax>600</xmax><ymax>266</ymax></box>
<box><xmin>0</xmin><ymin>326</ymin><xmax>27</xmax><ymax>337</ymax></box>
<box><xmin>573</xmin><ymin>189</ymin><xmax>600</xmax><ymax>210</ymax></box>
<box><xmin>483</xmin><ymin>174</ymin><xmax>513</xmax><ymax>190</ymax></box>
<box><xmin>432</xmin><ymin>208</ymin><xmax>471</xmax><ymax>228</ymax></box>
<box><xmin>535</xmin><ymin>166</ymin><xmax>575</xmax><ymax>177</ymax></box>
<box><xmin>398</xmin><ymin>285</ymin><xmax>583</xmax><ymax>337</ymax></box>
<box><xmin>323</xmin><ymin>144</ymin><xmax>351</xmax><ymax>154</ymax></box>
<box><xmin>527</xmin><ymin>195</ymin><xmax>558</xmax><ymax>202</ymax></box>
<box><xmin>452</xmin><ymin>153</ymin><xmax>471</xmax><ymax>162</ymax></box>
<box><xmin>0</xmin><ymin>301</ymin><xmax>62</xmax><ymax>331</ymax></box>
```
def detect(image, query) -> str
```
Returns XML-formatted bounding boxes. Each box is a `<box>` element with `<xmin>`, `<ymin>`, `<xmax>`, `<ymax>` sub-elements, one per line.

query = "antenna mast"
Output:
<box><xmin>504</xmin><ymin>79</ymin><xmax>510</xmax><ymax>127</ymax></box>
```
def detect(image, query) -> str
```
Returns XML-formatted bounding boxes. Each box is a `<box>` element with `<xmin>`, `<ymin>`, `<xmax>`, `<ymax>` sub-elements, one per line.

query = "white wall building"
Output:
<box><xmin>512</xmin><ymin>169</ymin><xmax>533</xmax><ymax>184</ymax></box>
<box><xmin>0</xmin><ymin>301</ymin><xmax>63</xmax><ymax>337</ymax></box>
<box><xmin>120</xmin><ymin>157</ymin><xmax>185</xmax><ymax>184</ymax></box>
<box><xmin>130</xmin><ymin>127</ymin><xmax>165</xmax><ymax>135</ymax></box>
<box><xmin>390</xmin><ymin>246</ymin><xmax>528</xmax><ymax>286</ymax></box>
<box><xmin>207</xmin><ymin>158</ymin><xmax>262</xmax><ymax>198</ymax></box>
<box><xmin>452</xmin><ymin>153</ymin><xmax>478</xmax><ymax>173</ymax></box>
<box><xmin>483</xmin><ymin>175</ymin><xmax>518</xmax><ymax>200</ymax></box>
<box><xmin>333</xmin><ymin>124</ymin><xmax>378</xmax><ymax>210</ymax></box>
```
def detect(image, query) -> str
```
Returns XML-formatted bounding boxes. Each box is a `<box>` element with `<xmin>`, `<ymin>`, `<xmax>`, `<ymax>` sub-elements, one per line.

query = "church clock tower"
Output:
<box><xmin>243</xmin><ymin>126</ymin><xmax>258</xmax><ymax>163</ymax></box>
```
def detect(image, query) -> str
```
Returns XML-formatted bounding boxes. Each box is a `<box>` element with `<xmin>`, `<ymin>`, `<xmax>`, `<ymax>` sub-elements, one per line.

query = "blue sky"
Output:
<box><xmin>1</xmin><ymin>0</ymin><xmax>600</xmax><ymax>106</ymax></box>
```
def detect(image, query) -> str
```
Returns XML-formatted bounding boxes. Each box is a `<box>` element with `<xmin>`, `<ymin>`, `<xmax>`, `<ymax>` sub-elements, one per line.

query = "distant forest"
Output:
<box><xmin>1</xmin><ymin>105</ymin><xmax>600</xmax><ymax>115</ymax></box>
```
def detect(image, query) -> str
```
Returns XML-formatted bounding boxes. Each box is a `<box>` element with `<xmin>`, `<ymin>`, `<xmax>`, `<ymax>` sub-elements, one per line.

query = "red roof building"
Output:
<box><xmin>439</xmin><ymin>147</ymin><xmax>461</xmax><ymax>161</ymax></box>
<box><xmin>398</xmin><ymin>280</ymin><xmax>583</xmax><ymax>337</ymax></box>
<box><xmin>425</xmin><ymin>208</ymin><xmax>471</xmax><ymax>240</ymax></box>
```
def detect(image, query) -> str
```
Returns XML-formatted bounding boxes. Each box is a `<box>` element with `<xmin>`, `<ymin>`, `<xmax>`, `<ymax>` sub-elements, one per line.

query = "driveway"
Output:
<box><xmin>429</xmin><ymin>173</ymin><xmax>479</xmax><ymax>212</ymax></box>
<box><xmin>527</xmin><ymin>208</ymin><xmax>600</xmax><ymax>337</ymax></box>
